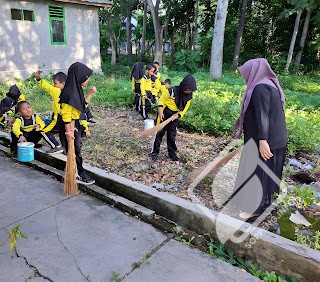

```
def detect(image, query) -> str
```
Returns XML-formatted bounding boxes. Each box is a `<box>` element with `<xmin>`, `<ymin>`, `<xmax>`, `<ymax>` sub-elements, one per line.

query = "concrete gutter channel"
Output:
<box><xmin>0</xmin><ymin>140</ymin><xmax>319</xmax><ymax>281</ymax></box>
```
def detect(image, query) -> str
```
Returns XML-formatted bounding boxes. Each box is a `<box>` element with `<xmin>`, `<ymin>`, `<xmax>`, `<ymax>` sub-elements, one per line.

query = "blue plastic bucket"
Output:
<box><xmin>17</xmin><ymin>142</ymin><xmax>34</xmax><ymax>162</ymax></box>
<box><xmin>43</xmin><ymin>118</ymin><xmax>52</xmax><ymax>126</ymax></box>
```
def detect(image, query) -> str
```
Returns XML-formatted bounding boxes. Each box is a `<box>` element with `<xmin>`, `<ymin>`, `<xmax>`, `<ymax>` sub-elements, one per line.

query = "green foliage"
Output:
<box><xmin>277</xmin><ymin>185</ymin><xmax>320</xmax><ymax>208</ymax></box>
<box><xmin>203</xmin><ymin>234</ymin><xmax>298</xmax><ymax>282</ymax></box>
<box><xmin>175</xmin><ymin>50</ymin><xmax>202</xmax><ymax>73</ymax></box>
<box><xmin>111</xmin><ymin>271</ymin><xmax>122</xmax><ymax>282</ymax></box>
<box><xmin>296</xmin><ymin>230</ymin><xmax>320</xmax><ymax>250</ymax></box>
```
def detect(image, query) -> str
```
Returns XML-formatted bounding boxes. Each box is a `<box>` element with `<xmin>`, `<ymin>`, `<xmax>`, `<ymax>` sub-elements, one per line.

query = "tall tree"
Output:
<box><xmin>126</xmin><ymin>4</ymin><xmax>133</xmax><ymax>64</ymax></box>
<box><xmin>284</xmin><ymin>9</ymin><xmax>302</xmax><ymax>72</ymax></box>
<box><xmin>146</xmin><ymin>0</ymin><xmax>163</xmax><ymax>65</ymax></box>
<box><xmin>232</xmin><ymin>0</ymin><xmax>247</xmax><ymax>67</ymax></box>
<box><xmin>294</xmin><ymin>8</ymin><xmax>313</xmax><ymax>72</ymax></box>
<box><xmin>191</xmin><ymin>0</ymin><xmax>199</xmax><ymax>54</ymax></box>
<box><xmin>141</xmin><ymin>0</ymin><xmax>148</xmax><ymax>56</ymax></box>
<box><xmin>210</xmin><ymin>0</ymin><xmax>229</xmax><ymax>78</ymax></box>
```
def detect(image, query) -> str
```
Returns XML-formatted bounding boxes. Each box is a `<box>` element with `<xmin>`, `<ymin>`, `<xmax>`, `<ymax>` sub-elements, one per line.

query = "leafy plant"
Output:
<box><xmin>0</xmin><ymin>224</ymin><xmax>26</xmax><ymax>251</ymax></box>
<box><xmin>175</xmin><ymin>50</ymin><xmax>202</xmax><ymax>73</ymax></box>
<box><xmin>111</xmin><ymin>271</ymin><xmax>121</xmax><ymax>282</ymax></box>
<box><xmin>203</xmin><ymin>234</ymin><xmax>298</xmax><ymax>282</ymax></box>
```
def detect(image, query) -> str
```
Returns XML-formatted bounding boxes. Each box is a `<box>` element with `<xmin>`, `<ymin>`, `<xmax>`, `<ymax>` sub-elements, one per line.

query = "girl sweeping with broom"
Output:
<box><xmin>59</xmin><ymin>62</ymin><xmax>95</xmax><ymax>193</ymax></box>
<box><xmin>151</xmin><ymin>74</ymin><xmax>197</xmax><ymax>161</ymax></box>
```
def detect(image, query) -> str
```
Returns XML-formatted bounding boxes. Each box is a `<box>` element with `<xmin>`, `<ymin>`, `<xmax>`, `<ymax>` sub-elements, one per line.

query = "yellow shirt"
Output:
<box><xmin>80</xmin><ymin>119</ymin><xmax>89</xmax><ymax>132</ymax></box>
<box><xmin>12</xmin><ymin>114</ymin><xmax>45</xmax><ymax>138</ymax></box>
<box><xmin>158</xmin><ymin>88</ymin><xmax>191</xmax><ymax>118</ymax></box>
<box><xmin>132</xmin><ymin>77</ymin><xmax>141</xmax><ymax>92</ymax></box>
<box><xmin>37</xmin><ymin>79</ymin><xmax>61</xmax><ymax>117</ymax></box>
<box><xmin>60</xmin><ymin>103</ymin><xmax>81</xmax><ymax>123</ymax></box>
<box><xmin>18</xmin><ymin>94</ymin><xmax>26</xmax><ymax>102</ymax></box>
<box><xmin>37</xmin><ymin>79</ymin><xmax>61</xmax><ymax>132</ymax></box>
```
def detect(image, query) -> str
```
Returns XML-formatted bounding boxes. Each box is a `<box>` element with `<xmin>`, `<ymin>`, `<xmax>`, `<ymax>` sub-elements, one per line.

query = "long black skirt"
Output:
<box><xmin>232</xmin><ymin>146</ymin><xmax>286</xmax><ymax>215</ymax></box>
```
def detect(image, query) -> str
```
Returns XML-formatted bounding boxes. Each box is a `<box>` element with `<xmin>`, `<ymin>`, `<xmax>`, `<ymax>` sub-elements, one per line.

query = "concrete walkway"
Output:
<box><xmin>0</xmin><ymin>153</ymin><xmax>260</xmax><ymax>282</ymax></box>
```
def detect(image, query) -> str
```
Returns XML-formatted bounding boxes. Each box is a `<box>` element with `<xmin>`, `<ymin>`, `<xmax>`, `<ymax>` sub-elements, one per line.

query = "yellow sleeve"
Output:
<box><xmin>80</xmin><ymin>120</ymin><xmax>89</xmax><ymax>132</ymax></box>
<box><xmin>37</xmin><ymin>79</ymin><xmax>60</xmax><ymax>99</ymax></box>
<box><xmin>35</xmin><ymin>115</ymin><xmax>45</xmax><ymax>130</ymax></box>
<box><xmin>18</xmin><ymin>95</ymin><xmax>26</xmax><ymax>102</ymax></box>
<box><xmin>140</xmin><ymin>77</ymin><xmax>146</xmax><ymax>97</ymax></box>
<box><xmin>12</xmin><ymin>118</ymin><xmax>22</xmax><ymax>138</ymax></box>
<box><xmin>158</xmin><ymin>88</ymin><xmax>170</xmax><ymax>107</ymax></box>
<box><xmin>60</xmin><ymin>103</ymin><xmax>81</xmax><ymax>123</ymax></box>
<box><xmin>132</xmin><ymin>77</ymin><xmax>135</xmax><ymax>92</ymax></box>
<box><xmin>178</xmin><ymin>100</ymin><xmax>191</xmax><ymax>118</ymax></box>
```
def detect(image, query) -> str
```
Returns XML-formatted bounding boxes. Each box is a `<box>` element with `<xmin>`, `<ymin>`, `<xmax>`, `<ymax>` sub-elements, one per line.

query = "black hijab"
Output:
<box><xmin>131</xmin><ymin>62</ymin><xmax>145</xmax><ymax>80</ymax></box>
<box><xmin>0</xmin><ymin>97</ymin><xmax>15</xmax><ymax>115</ymax></box>
<box><xmin>59</xmin><ymin>62</ymin><xmax>93</xmax><ymax>112</ymax></box>
<box><xmin>6</xmin><ymin>85</ymin><xmax>21</xmax><ymax>103</ymax></box>
<box><xmin>171</xmin><ymin>74</ymin><xmax>197</xmax><ymax>111</ymax></box>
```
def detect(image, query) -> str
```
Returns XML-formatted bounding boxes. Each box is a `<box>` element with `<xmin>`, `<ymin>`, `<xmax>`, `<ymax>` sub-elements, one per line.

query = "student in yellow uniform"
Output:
<box><xmin>151</xmin><ymin>74</ymin><xmax>197</xmax><ymax>161</ymax></box>
<box><xmin>34</xmin><ymin>71</ymin><xmax>66</xmax><ymax>154</ymax></box>
<box><xmin>131</xmin><ymin>62</ymin><xmax>145</xmax><ymax>110</ymax></box>
<box><xmin>157</xmin><ymin>78</ymin><xmax>171</xmax><ymax>99</ymax></box>
<box><xmin>0</xmin><ymin>97</ymin><xmax>15</xmax><ymax>125</ymax></box>
<box><xmin>139</xmin><ymin>64</ymin><xmax>155</xmax><ymax>119</ymax></box>
<box><xmin>59</xmin><ymin>62</ymin><xmax>95</xmax><ymax>185</ymax></box>
<box><xmin>10</xmin><ymin>101</ymin><xmax>52</xmax><ymax>154</ymax></box>
<box><xmin>150</xmin><ymin>62</ymin><xmax>161</xmax><ymax>101</ymax></box>
<box><xmin>6</xmin><ymin>85</ymin><xmax>26</xmax><ymax>104</ymax></box>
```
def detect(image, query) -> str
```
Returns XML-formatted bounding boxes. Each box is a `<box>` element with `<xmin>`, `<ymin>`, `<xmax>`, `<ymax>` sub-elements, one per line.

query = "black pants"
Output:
<box><xmin>42</xmin><ymin>114</ymin><xmax>62</xmax><ymax>148</ymax></box>
<box><xmin>10</xmin><ymin>131</ymin><xmax>42</xmax><ymax>154</ymax></box>
<box><xmin>58</xmin><ymin>116</ymin><xmax>84</xmax><ymax>175</ymax></box>
<box><xmin>85</xmin><ymin>106</ymin><xmax>93</xmax><ymax>120</ymax></box>
<box><xmin>152</xmin><ymin>107</ymin><xmax>179</xmax><ymax>158</ymax></box>
<box><xmin>136</xmin><ymin>92</ymin><xmax>153</xmax><ymax>118</ymax></box>
<box><xmin>233</xmin><ymin>146</ymin><xmax>286</xmax><ymax>215</ymax></box>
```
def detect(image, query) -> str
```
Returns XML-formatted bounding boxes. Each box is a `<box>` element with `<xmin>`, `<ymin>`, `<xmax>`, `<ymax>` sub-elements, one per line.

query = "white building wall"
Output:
<box><xmin>0</xmin><ymin>0</ymin><xmax>102</xmax><ymax>82</ymax></box>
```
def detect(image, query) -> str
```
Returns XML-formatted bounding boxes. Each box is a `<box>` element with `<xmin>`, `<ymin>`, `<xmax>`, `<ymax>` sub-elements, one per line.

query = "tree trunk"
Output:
<box><xmin>294</xmin><ymin>9</ymin><xmax>312</xmax><ymax>73</ymax></box>
<box><xmin>141</xmin><ymin>0</ymin><xmax>147</xmax><ymax>57</ymax></box>
<box><xmin>126</xmin><ymin>5</ymin><xmax>132</xmax><ymax>65</ymax></box>
<box><xmin>170</xmin><ymin>27</ymin><xmax>176</xmax><ymax>66</ymax></box>
<box><xmin>147</xmin><ymin>0</ymin><xmax>163</xmax><ymax>65</ymax></box>
<box><xmin>105</xmin><ymin>13</ymin><xmax>117</xmax><ymax>65</ymax></box>
<box><xmin>210</xmin><ymin>0</ymin><xmax>229</xmax><ymax>78</ymax></box>
<box><xmin>284</xmin><ymin>10</ymin><xmax>302</xmax><ymax>72</ymax></box>
<box><xmin>191</xmin><ymin>0</ymin><xmax>199</xmax><ymax>54</ymax></box>
<box><xmin>232</xmin><ymin>0</ymin><xmax>247</xmax><ymax>67</ymax></box>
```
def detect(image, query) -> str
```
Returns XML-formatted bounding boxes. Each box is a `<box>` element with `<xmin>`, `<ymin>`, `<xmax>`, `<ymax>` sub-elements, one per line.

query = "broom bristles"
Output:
<box><xmin>139</xmin><ymin>118</ymin><xmax>172</xmax><ymax>138</ymax></box>
<box><xmin>63</xmin><ymin>125</ymin><xmax>78</xmax><ymax>195</ymax></box>
<box><xmin>187</xmin><ymin>147</ymin><xmax>242</xmax><ymax>189</ymax></box>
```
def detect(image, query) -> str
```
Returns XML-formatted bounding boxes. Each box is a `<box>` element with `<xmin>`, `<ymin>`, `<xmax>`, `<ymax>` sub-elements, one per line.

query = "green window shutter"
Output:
<box><xmin>11</xmin><ymin>9</ymin><xmax>22</xmax><ymax>20</ymax></box>
<box><xmin>48</xmin><ymin>5</ymin><xmax>66</xmax><ymax>45</ymax></box>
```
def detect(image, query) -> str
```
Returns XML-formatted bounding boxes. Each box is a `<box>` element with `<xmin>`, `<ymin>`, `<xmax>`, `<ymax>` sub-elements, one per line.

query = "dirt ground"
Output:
<box><xmin>81</xmin><ymin>105</ymin><xmax>232</xmax><ymax>208</ymax></box>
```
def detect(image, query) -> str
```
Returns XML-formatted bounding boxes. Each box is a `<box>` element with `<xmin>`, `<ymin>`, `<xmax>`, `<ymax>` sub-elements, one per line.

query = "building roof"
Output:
<box><xmin>53</xmin><ymin>0</ymin><xmax>112</xmax><ymax>7</ymax></box>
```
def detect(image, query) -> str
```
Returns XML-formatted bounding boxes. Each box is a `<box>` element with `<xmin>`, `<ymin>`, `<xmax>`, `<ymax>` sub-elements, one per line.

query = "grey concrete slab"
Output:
<box><xmin>16</xmin><ymin>195</ymin><xmax>167</xmax><ymax>282</ymax></box>
<box><xmin>123</xmin><ymin>239</ymin><xmax>261</xmax><ymax>282</ymax></box>
<box><xmin>0</xmin><ymin>154</ymin><xmax>259</xmax><ymax>282</ymax></box>
<box><xmin>0</xmin><ymin>154</ymin><xmax>67</xmax><ymax>229</ymax></box>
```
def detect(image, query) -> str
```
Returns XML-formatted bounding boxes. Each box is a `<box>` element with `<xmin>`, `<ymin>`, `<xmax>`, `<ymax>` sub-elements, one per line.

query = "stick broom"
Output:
<box><xmin>64</xmin><ymin>120</ymin><xmax>78</xmax><ymax>195</ymax></box>
<box><xmin>187</xmin><ymin>147</ymin><xmax>242</xmax><ymax>188</ymax></box>
<box><xmin>139</xmin><ymin>117</ymin><xmax>172</xmax><ymax>138</ymax></box>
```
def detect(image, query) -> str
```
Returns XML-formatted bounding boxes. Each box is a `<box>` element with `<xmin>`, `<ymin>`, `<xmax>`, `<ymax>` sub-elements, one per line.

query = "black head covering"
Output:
<box><xmin>0</xmin><ymin>97</ymin><xmax>15</xmax><ymax>115</ymax></box>
<box><xmin>171</xmin><ymin>74</ymin><xmax>197</xmax><ymax>111</ymax></box>
<box><xmin>59</xmin><ymin>62</ymin><xmax>93</xmax><ymax>112</ymax></box>
<box><xmin>131</xmin><ymin>62</ymin><xmax>145</xmax><ymax>80</ymax></box>
<box><xmin>6</xmin><ymin>85</ymin><xmax>21</xmax><ymax>102</ymax></box>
